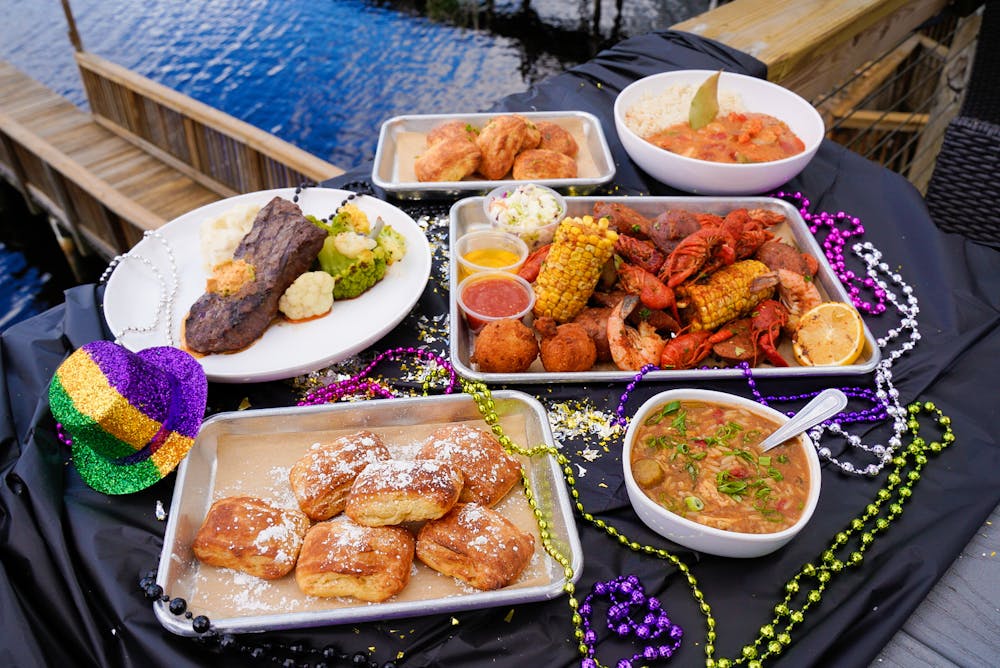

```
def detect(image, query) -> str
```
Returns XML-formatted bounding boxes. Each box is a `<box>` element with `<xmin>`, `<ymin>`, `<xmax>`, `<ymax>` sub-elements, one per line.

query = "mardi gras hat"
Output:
<box><xmin>48</xmin><ymin>340</ymin><xmax>208</xmax><ymax>495</ymax></box>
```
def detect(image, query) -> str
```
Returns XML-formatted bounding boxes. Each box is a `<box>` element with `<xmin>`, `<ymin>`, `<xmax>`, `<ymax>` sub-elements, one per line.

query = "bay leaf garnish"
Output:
<box><xmin>689</xmin><ymin>70</ymin><xmax>721</xmax><ymax>130</ymax></box>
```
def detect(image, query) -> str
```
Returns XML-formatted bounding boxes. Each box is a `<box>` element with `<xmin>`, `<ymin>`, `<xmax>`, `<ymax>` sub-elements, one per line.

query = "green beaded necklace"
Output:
<box><xmin>463</xmin><ymin>378</ymin><xmax>954</xmax><ymax>667</ymax></box>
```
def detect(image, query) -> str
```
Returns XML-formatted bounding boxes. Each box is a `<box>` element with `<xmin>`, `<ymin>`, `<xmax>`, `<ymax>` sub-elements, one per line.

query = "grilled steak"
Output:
<box><xmin>184</xmin><ymin>196</ymin><xmax>328</xmax><ymax>354</ymax></box>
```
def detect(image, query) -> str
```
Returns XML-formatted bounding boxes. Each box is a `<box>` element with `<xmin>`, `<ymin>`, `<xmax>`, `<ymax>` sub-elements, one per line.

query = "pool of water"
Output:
<box><xmin>0</xmin><ymin>0</ymin><xmax>707</xmax><ymax>169</ymax></box>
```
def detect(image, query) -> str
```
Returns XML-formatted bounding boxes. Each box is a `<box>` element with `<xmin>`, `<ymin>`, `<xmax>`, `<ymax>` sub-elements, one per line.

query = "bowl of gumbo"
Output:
<box><xmin>623</xmin><ymin>388</ymin><xmax>821</xmax><ymax>557</ymax></box>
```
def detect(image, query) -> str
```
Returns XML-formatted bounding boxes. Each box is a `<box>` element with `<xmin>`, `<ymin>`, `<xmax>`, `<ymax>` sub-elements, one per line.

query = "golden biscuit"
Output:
<box><xmin>536</xmin><ymin>121</ymin><xmax>579</xmax><ymax>157</ymax></box>
<box><xmin>295</xmin><ymin>517</ymin><xmax>415</xmax><ymax>601</ymax></box>
<box><xmin>476</xmin><ymin>115</ymin><xmax>530</xmax><ymax>180</ymax></box>
<box><xmin>192</xmin><ymin>496</ymin><xmax>310</xmax><ymax>580</ymax></box>
<box><xmin>414</xmin><ymin>138</ymin><xmax>482</xmax><ymax>182</ymax></box>
<box><xmin>345</xmin><ymin>459</ymin><xmax>464</xmax><ymax>526</ymax></box>
<box><xmin>516</xmin><ymin>115</ymin><xmax>542</xmax><ymax>150</ymax></box>
<box><xmin>512</xmin><ymin>149</ymin><xmax>578</xmax><ymax>180</ymax></box>
<box><xmin>289</xmin><ymin>431</ymin><xmax>391</xmax><ymax>521</ymax></box>
<box><xmin>427</xmin><ymin>120</ymin><xmax>478</xmax><ymax>147</ymax></box>
<box><xmin>416</xmin><ymin>423</ymin><xmax>521</xmax><ymax>507</ymax></box>
<box><xmin>416</xmin><ymin>503</ymin><xmax>535</xmax><ymax>590</ymax></box>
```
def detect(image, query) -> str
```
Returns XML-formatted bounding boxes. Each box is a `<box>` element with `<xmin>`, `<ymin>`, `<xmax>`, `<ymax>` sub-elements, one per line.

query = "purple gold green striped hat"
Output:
<box><xmin>48</xmin><ymin>341</ymin><xmax>208</xmax><ymax>495</ymax></box>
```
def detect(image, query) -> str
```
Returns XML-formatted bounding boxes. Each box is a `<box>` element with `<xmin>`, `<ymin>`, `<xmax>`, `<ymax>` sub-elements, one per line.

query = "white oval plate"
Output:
<box><xmin>104</xmin><ymin>188</ymin><xmax>432</xmax><ymax>383</ymax></box>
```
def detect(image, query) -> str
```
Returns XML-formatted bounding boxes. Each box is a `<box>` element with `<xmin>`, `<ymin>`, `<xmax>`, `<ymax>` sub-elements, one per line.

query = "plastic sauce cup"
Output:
<box><xmin>454</xmin><ymin>229</ymin><xmax>529</xmax><ymax>282</ymax></box>
<box><xmin>456</xmin><ymin>271</ymin><xmax>535</xmax><ymax>332</ymax></box>
<box><xmin>484</xmin><ymin>183</ymin><xmax>567</xmax><ymax>251</ymax></box>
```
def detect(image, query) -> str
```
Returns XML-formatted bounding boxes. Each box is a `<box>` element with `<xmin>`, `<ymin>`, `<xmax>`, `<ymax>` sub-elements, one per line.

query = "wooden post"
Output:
<box><xmin>59</xmin><ymin>0</ymin><xmax>84</xmax><ymax>52</ymax></box>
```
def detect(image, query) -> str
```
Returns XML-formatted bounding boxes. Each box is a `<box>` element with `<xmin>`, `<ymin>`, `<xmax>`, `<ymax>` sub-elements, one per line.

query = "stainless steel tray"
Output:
<box><xmin>371</xmin><ymin>111</ymin><xmax>615</xmax><ymax>198</ymax></box>
<box><xmin>449</xmin><ymin>196</ymin><xmax>881</xmax><ymax>383</ymax></box>
<box><xmin>155</xmin><ymin>391</ymin><xmax>582</xmax><ymax>636</ymax></box>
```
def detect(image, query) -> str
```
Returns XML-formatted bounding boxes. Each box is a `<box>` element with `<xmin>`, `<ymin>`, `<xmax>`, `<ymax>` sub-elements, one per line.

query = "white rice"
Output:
<box><xmin>624</xmin><ymin>83</ymin><xmax>745</xmax><ymax>138</ymax></box>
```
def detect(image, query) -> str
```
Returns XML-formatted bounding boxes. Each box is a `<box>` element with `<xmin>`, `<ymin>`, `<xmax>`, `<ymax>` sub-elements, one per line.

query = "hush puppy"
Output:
<box><xmin>535</xmin><ymin>317</ymin><xmax>596</xmax><ymax>372</ymax></box>
<box><xmin>470</xmin><ymin>319</ymin><xmax>539</xmax><ymax>373</ymax></box>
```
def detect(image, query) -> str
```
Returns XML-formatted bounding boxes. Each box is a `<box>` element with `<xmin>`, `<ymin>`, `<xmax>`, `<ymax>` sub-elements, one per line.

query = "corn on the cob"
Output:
<box><xmin>676</xmin><ymin>259</ymin><xmax>773</xmax><ymax>331</ymax></box>
<box><xmin>532</xmin><ymin>215</ymin><xmax>618</xmax><ymax>322</ymax></box>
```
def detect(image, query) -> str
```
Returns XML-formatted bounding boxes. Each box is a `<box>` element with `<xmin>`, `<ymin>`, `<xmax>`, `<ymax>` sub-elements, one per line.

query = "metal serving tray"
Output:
<box><xmin>155</xmin><ymin>391</ymin><xmax>582</xmax><ymax>636</ymax></box>
<box><xmin>449</xmin><ymin>196</ymin><xmax>881</xmax><ymax>383</ymax></box>
<box><xmin>371</xmin><ymin>111</ymin><xmax>615</xmax><ymax>198</ymax></box>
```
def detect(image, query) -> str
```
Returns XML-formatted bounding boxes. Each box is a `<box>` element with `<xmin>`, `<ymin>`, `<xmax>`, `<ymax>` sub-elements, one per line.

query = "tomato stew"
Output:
<box><xmin>646</xmin><ymin>112</ymin><xmax>805</xmax><ymax>164</ymax></box>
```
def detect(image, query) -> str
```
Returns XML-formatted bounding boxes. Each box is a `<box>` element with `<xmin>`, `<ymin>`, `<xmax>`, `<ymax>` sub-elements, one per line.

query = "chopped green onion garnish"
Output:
<box><xmin>684</xmin><ymin>495</ymin><xmax>704</xmax><ymax>511</ymax></box>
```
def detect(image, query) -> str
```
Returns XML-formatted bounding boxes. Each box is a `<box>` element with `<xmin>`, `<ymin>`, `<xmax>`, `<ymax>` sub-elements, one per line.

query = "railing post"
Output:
<box><xmin>59</xmin><ymin>0</ymin><xmax>84</xmax><ymax>52</ymax></box>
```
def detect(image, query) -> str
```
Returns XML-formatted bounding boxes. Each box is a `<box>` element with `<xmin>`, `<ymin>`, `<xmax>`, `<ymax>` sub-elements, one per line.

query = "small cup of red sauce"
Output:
<box><xmin>456</xmin><ymin>271</ymin><xmax>535</xmax><ymax>332</ymax></box>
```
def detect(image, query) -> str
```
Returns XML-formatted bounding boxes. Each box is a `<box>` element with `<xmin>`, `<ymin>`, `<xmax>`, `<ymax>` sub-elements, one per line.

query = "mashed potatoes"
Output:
<box><xmin>199</xmin><ymin>203</ymin><xmax>261</xmax><ymax>271</ymax></box>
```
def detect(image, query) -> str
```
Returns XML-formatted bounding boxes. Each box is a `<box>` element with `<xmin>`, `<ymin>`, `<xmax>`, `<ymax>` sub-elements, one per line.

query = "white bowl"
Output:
<box><xmin>622</xmin><ymin>388</ymin><xmax>822</xmax><ymax>558</ymax></box>
<box><xmin>613</xmin><ymin>70</ymin><xmax>825</xmax><ymax>195</ymax></box>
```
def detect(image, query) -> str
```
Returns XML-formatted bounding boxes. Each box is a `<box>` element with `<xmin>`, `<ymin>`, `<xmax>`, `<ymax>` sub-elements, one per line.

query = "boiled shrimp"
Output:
<box><xmin>774</xmin><ymin>268</ymin><xmax>822</xmax><ymax>330</ymax></box>
<box><xmin>607</xmin><ymin>295</ymin><xmax>665</xmax><ymax>371</ymax></box>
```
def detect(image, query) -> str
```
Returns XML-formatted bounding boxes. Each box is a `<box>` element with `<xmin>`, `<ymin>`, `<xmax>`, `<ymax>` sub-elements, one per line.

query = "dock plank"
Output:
<box><xmin>874</xmin><ymin>505</ymin><xmax>1000</xmax><ymax>667</ymax></box>
<box><xmin>0</xmin><ymin>59</ymin><xmax>221</xmax><ymax>256</ymax></box>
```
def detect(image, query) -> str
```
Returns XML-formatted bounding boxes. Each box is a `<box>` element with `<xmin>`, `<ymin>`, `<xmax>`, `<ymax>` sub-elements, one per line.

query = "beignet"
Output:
<box><xmin>416</xmin><ymin>503</ymin><xmax>535</xmax><ymax>590</ymax></box>
<box><xmin>415</xmin><ymin>424</ymin><xmax>521</xmax><ymax>507</ymax></box>
<box><xmin>511</xmin><ymin>149</ymin><xmax>578</xmax><ymax>181</ymax></box>
<box><xmin>192</xmin><ymin>496</ymin><xmax>310</xmax><ymax>579</ymax></box>
<box><xmin>345</xmin><ymin>459</ymin><xmax>464</xmax><ymax>526</ymax></box>
<box><xmin>536</xmin><ymin>121</ymin><xmax>579</xmax><ymax>157</ymax></box>
<box><xmin>289</xmin><ymin>431</ymin><xmax>391</xmax><ymax>521</ymax></box>
<box><xmin>295</xmin><ymin>517</ymin><xmax>415</xmax><ymax>602</ymax></box>
<box><xmin>476</xmin><ymin>115</ymin><xmax>530</xmax><ymax>180</ymax></box>
<box><xmin>414</xmin><ymin>138</ymin><xmax>481</xmax><ymax>182</ymax></box>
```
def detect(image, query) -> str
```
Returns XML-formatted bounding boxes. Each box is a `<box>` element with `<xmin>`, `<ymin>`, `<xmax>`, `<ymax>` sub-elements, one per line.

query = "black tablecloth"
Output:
<box><xmin>2</xmin><ymin>31</ymin><xmax>999</xmax><ymax>668</ymax></box>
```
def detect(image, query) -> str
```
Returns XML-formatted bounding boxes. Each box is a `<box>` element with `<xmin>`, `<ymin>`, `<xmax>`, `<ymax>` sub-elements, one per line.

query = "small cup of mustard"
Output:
<box><xmin>454</xmin><ymin>229</ymin><xmax>529</xmax><ymax>282</ymax></box>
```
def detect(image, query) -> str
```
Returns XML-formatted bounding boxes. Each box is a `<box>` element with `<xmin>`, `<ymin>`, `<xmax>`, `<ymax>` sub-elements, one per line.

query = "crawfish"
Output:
<box><xmin>749</xmin><ymin>299</ymin><xmax>790</xmax><ymax>366</ymax></box>
<box><xmin>658</xmin><ymin>226</ymin><xmax>737</xmax><ymax>287</ymax></box>
<box><xmin>719</xmin><ymin>209</ymin><xmax>775</xmax><ymax>260</ymax></box>
<box><xmin>615</xmin><ymin>234</ymin><xmax>666</xmax><ymax>274</ymax></box>
<box><xmin>659</xmin><ymin>328</ymin><xmax>734</xmax><ymax>370</ymax></box>
<box><xmin>616</xmin><ymin>259</ymin><xmax>676</xmax><ymax>314</ymax></box>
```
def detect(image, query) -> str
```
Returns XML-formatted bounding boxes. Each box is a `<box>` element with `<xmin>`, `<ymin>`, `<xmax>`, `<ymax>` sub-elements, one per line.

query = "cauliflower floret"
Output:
<box><xmin>376</xmin><ymin>225</ymin><xmax>407</xmax><ymax>265</ymax></box>
<box><xmin>333</xmin><ymin>231</ymin><xmax>377</xmax><ymax>258</ymax></box>
<box><xmin>332</xmin><ymin>203</ymin><xmax>370</xmax><ymax>234</ymax></box>
<box><xmin>278</xmin><ymin>271</ymin><xmax>336</xmax><ymax>321</ymax></box>
<box><xmin>199</xmin><ymin>203</ymin><xmax>260</xmax><ymax>271</ymax></box>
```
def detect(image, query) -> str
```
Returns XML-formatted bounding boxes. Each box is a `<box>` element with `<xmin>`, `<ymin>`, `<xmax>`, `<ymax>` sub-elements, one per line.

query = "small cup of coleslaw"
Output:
<box><xmin>484</xmin><ymin>183</ymin><xmax>566</xmax><ymax>250</ymax></box>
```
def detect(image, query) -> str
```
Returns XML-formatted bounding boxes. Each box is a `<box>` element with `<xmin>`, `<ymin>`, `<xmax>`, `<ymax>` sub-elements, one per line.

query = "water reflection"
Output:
<box><xmin>0</xmin><ymin>0</ymin><xmax>708</xmax><ymax>169</ymax></box>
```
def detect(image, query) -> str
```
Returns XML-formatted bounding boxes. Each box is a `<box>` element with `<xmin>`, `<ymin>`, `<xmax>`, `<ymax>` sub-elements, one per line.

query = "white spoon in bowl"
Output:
<box><xmin>759</xmin><ymin>388</ymin><xmax>848</xmax><ymax>452</ymax></box>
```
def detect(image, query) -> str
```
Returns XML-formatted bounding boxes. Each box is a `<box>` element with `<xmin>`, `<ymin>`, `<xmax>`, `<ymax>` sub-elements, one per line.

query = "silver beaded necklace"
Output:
<box><xmin>99</xmin><ymin>230</ymin><xmax>180</xmax><ymax>347</ymax></box>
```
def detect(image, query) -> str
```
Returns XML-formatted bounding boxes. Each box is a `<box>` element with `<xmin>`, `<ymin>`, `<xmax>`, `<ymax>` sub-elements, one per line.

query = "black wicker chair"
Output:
<box><xmin>923</xmin><ymin>1</ymin><xmax>1000</xmax><ymax>248</ymax></box>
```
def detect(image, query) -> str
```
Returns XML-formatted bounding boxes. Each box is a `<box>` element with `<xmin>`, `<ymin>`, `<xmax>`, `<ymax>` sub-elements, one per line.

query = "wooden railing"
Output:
<box><xmin>674</xmin><ymin>0</ymin><xmax>952</xmax><ymax>101</ymax></box>
<box><xmin>75</xmin><ymin>51</ymin><xmax>341</xmax><ymax>198</ymax></box>
<box><xmin>0</xmin><ymin>109</ymin><xmax>164</xmax><ymax>259</ymax></box>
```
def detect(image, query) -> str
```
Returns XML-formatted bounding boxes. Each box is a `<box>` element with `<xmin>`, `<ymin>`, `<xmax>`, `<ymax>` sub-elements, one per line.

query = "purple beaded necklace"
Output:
<box><xmin>775</xmin><ymin>190</ymin><xmax>887</xmax><ymax>315</ymax></box>
<box><xmin>299</xmin><ymin>347</ymin><xmax>458</xmax><ymax>405</ymax></box>
<box><xmin>579</xmin><ymin>575</ymin><xmax>683</xmax><ymax>668</ymax></box>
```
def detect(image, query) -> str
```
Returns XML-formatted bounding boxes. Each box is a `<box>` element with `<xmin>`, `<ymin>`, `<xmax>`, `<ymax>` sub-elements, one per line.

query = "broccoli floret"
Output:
<box><xmin>318</xmin><ymin>237</ymin><xmax>387</xmax><ymax>299</ymax></box>
<box><xmin>376</xmin><ymin>225</ymin><xmax>407</xmax><ymax>265</ymax></box>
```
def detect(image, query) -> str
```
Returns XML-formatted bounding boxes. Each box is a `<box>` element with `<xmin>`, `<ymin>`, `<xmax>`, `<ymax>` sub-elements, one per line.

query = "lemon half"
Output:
<box><xmin>792</xmin><ymin>302</ymin><xmax>865</xmax><ymax>366</ymax></box>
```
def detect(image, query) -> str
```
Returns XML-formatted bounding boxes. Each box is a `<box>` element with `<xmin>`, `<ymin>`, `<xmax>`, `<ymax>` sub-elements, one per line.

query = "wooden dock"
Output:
<box><xmin>0</xmin><ymin>55</ymin><xmax>341</xmax><ymax>261</ymax></box>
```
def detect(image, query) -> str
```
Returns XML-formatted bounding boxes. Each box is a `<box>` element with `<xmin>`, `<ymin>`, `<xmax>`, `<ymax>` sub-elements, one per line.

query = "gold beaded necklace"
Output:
<box><xmin>463</xmin><ymin>378</ymin><xmax>953</xmax><ymax>667</ymax></box>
